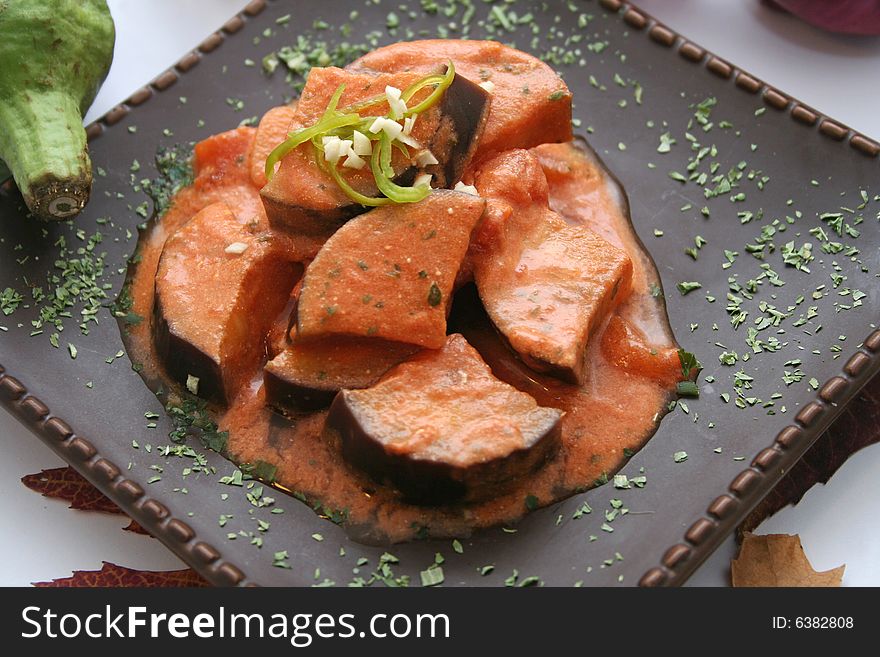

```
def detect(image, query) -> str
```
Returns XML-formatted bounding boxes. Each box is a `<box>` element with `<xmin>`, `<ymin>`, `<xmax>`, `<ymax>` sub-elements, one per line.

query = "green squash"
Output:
<box><xmin>0</xmin><ymin>0</ymin><xmax>115</xmax><ymax>220</ymax></box>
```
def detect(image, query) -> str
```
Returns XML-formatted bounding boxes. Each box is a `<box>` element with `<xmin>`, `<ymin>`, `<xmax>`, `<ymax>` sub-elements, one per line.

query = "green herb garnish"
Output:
<box><xmin>420</xmin><ymin>566</ymin><xmax>444</xmax><ymax>586</ymax></box>
<box><xmin>166</xmin><ymin>395</ymin><xmax>229</xmax><ymax>453</ymax></box>
<box><xmin>241</xmin><ymin>460</ymin><xmax>278</xmax><ymax>483</ymax></box>
<box><xmin>678</xmin><ymin>349</ymin><xmax>701</xmax><ymax>379</ymax></box>
<box><xmin>0</xmin><ymin>287</ymin><xmax>23</xmax><ymax>316</ymax></box>
<box><xmin>427</xmin><ymin>282</ymin><xmax>442</xmax><ymax>307</ymax></box>
<box><xmin>677</xmin><ymin>281</ymin><xmax>702</xmax><ymax>295</ymax></box>
<box><xmin>141</xmin><ymin>142</ymin><xmax>194</xmax><ymax>217</ymax></box>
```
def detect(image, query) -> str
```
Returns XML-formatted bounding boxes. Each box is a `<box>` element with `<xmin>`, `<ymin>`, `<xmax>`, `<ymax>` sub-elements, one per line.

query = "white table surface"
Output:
<box><xmin>1</xmin><ymin>0</ymin><xmax>878</xmax><ymax>587</ymax></box>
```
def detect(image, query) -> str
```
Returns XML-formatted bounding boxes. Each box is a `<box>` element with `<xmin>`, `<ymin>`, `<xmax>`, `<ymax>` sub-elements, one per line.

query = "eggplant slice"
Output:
<box><xmin>328</xmin><ymin>334</ymin><xmax>563</xmax><ymax>504</ymax></box>
<box><xmin>296</xmin><ymin>190</ymin><xmax>486</xmax><ymax>349</ymax></box>
<box><xmin>349</xmin><ymin>39</ymin><xmax>572</xmax><ymax>159</ymax></box>
<box><xmin>264</xmin><ymin>338</ymin><xmax>419</xmax><ymax>412</ymax></box>
<box><xmin>154</xmin><ymin>201</ymin><xmax>300</xmax><ymax>404</ymax></box>
<box><xmin>260</xmin><ymin>66</ymin><xmax>490</xmax><ymax>235</ymax></box>
<box><xmin>472</xmin><ymin>149</ymin><xmax>633</xmax><ymax>384</ymax></box>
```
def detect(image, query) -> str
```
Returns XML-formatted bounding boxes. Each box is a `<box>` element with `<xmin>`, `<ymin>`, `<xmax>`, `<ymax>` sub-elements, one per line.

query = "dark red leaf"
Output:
<box><xmin>21</xmin><ymin>467</ymin><xmax>123</xmax><ymax>514</ymax></box>
<box><xmin>742</xmin><ymin>373</ymin><xmax>880</xmax><ymax>532</ymax></box>
<box><xmin>22</xmin><ymin>469</ymin><xmax>205</xmax><ymax>586</ymax></box>
<box><xmin>21</xmin><ymin>466</ymin><xmax>155</xmax><ymax>536</ymax></box>
<box><xmin>33</xmin><ymin>562</ymin><xmax>211</xmax><ymax>587</ymax></box>
<box><xmin>762</xmin><ymin>0</ymin><xmax>880</xmax><ymax>36</ymax></box>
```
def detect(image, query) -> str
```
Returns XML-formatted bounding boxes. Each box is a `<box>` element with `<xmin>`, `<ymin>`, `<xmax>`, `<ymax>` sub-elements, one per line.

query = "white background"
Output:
<box><xmin>0</xmin><ymin>0</ymin><xmax>878</xmax><ymax>586</ymax></box>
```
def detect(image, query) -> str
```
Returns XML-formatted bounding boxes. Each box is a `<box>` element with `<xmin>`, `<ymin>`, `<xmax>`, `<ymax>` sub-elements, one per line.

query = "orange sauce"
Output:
<box><xmin>124</xmin><ymin>125</ymin><xmax>679</xmax><ymax>545</ymax></box>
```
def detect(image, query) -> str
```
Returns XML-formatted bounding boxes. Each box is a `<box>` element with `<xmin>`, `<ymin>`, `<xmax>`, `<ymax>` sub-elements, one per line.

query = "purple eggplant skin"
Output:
<box><xmin>429</xmin><ymin>70</ymin><xmax>491</xmax><ymax>188</ymax></box>
<box><xmin>261</xmin><ymin>194</ymin><xmax>368</xmax><ymax>238</ymax></box>
<box><xmin>327</xmin><ymin>390</ymin><xmax>562</xmax><ymax>506</ymax></box>
<box><xmin>260</xmin><ymin>72</ymin><xmax>489</xmax><ymax>236</ymax></box>
<box><xmin>264</xmin><ymin>340</ymin><xmax>419</xmax><ymax>414</ymax></box>
<box><xmin>153</xmin><ymin>297</ymin><xmax>227</xmax><ymax>404</ymax></box>
<box><xmin>261</xmin><ymin>160</ymin><xmax>418</xmax><ymax>237</ymax></box>
<box><xmin>264</xmin><ymin>363</ymin><xmax>337</xmax><ymax>413</ymax></box>
<box><xmin>152</xmin><ymin>200</ymin><xmax>300</xmax><ymax>406</ymax></box>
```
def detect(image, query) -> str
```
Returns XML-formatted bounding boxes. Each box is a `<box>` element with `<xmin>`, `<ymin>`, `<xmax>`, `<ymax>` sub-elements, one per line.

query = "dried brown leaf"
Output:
<box><xmin>731</xmin><ymin>532</ymin><xmax>844</xmax><ymax>587</ymax></box>
<box><xmin>123</xmin><ymin>519</ymin><xmax>150</xmax><ymax>534</ymax></box>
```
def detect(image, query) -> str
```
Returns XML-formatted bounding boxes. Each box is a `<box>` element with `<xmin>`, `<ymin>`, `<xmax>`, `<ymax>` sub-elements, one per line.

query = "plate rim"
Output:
<box><xmin>0</xmin><ymin>0</ymin><xmax>878</xmax><ymax>587</ymax></box>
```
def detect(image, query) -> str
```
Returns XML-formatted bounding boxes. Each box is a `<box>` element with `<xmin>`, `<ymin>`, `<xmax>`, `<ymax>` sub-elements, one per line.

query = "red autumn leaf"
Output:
<box><xmin>21</xmin><ymin>470</ymin><xmax>207</xmax><ymax>586</ymax></box>
<box><xmin>21</xmin><ymin>467</ymin><xmax>124</xmax><ymax>514</ymax></box>
<box><xmin>742</xmin><ymin>373</ymin><xmax>880</xmax><ymax>532</ymax></box>
<box><xmin>22</xmin><ymin>466</ymin><xmax>153</xmax><ymax>535</ymax></box>
<box><xmin>33</xmin><ymin>561</ymin><xmax>211</xmax><ymax>588</ymax></box>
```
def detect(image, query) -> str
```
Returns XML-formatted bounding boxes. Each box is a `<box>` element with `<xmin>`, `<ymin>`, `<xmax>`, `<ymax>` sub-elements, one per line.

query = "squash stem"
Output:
<box><xmin>0</xmin><ymin>90</ymin><xmax>92</xmax><ymax>220</ymax></box>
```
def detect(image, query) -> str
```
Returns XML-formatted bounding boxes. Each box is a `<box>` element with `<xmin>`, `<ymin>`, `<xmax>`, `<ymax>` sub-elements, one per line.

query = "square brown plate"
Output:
<box><xmin>1</xmin><ymin>0</ymin><xmax>878</xmax><ymax>586</ymax></box>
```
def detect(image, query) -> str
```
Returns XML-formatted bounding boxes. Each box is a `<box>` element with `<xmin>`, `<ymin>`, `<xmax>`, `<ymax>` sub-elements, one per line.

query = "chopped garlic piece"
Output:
<box><xmin>453</xmin><ymin>182</ymin><xmax>480</xmax><ymax>196</ymax></box>
<box><xmin>479</xmin><ymin>80</ymin><xmax>495</xmax><ymax>93</ymax></box>
<box><xmin>397</xmin><ymin>132</ymin><xmax>421</xmax><ymax>149</ymax></box>
<box><xmin>369</xmin><ymin>116</ymin><xmax>404</xmax><ymax>140</ymax></box>
<box><xmin>186</xmin><ymin>374</ymin><xmax>200</xmax><ymax>395</ymax></box>
<box><xmin>385</xmin><ymin>85</ymin><xmax>408</xmax><ymax>119</ymax></box>
<box><xmin>224</xmin><ymin>241</ymin><xmax>249</xmax><ymax>255</ymax></box>
<box><xmin>352</xmin><ymin>130</ymin><xmax>372</xmax><ymax>156</ymax></box>
<box><xmin>343</xmin><ymin>152</ymin><xmax>366</xmax><ymax>169</ymax></box>
<box><xmin>324</xmin><ymin>142</ymin><xmax>341</xmax><ymax>163</ymax></box>
<box><xmin>322</xmin><ymin>135</ymin><xmax>340</xmax><ymax>157</ymax></box>
<box><xmin>328</xmin><ymin>138</ymin><xmax>354</xmax><ymax>164</ymax></box>
<box><xmin>413</xmin><ymin>173</ymin><xmax>433</xmax><ymax>188</ymax></box>
<box><xmin>382</xmin><ymin>121</ymin><xmax>403</xmax><ymax>140</ymax></box>
<box><xmin>415</xmin><ymin>149</ymin><xmax>439</xmax><ymax>167</ymax></box>
<box><xmin>322</xmin><ymin>136</ymin><xmax>342</xmax><ymax>163</ymax></box>
<box><xmin>403</xmin><ymin>115</ymin><xmax>417</xmax><ymax>136</ymax></box>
